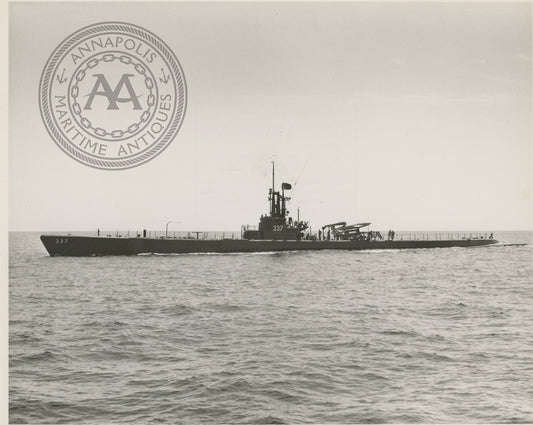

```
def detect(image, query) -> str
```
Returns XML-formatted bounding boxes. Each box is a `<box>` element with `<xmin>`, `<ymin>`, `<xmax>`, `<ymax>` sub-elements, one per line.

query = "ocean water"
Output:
<box><xmin>9</xmin><ymin>231</ymin><xmax>533</xmax><ymax>424</ymax></box>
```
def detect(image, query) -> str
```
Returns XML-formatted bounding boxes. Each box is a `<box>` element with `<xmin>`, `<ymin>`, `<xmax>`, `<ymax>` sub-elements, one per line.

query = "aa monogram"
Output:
<box><xmin>39</xmin><ymin>22</ymin><xmax>187</xmax><ymax>170</ymax></box>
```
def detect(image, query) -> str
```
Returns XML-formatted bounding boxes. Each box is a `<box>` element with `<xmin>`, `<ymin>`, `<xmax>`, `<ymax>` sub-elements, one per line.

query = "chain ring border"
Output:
<box><xmin>68</xmin><ymin>51</ymin><xmax>157</xmax><ymax>143</ymax></box>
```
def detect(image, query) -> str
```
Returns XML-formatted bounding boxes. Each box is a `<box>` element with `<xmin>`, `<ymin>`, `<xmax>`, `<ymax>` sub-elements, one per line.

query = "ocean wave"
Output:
<box><xmin>9</xmin><ymin>230</ymin><xmax>533</xmax><ymax>424</ymax></box>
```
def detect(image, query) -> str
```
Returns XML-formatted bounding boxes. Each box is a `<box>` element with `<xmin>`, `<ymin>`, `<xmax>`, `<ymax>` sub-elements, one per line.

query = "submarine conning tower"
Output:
<box><xmin>243</xmin><ymin>163</ymin><xmax>308</xmax><ymax>240</ymax></box>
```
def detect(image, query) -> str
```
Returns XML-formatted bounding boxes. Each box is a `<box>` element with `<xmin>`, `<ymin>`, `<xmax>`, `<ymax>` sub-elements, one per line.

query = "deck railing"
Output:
<box><xmin>311</xmin><ymin>231</ymin><xmax>494</xmax><ymax>241</ymax></box>
<box><xmin>95</xmin><ymin>230</ymin><xmax>493</xmax><ymax>241</ymax></box>
<box><xmin>394</xmin><ymin>232</ymin><xmax>493</xmax><ymax>241</ymax></box>
<box><xmin>97</xmin><ymin>230</ymin><xmax>239</xmax><ymax>240</ymax></box>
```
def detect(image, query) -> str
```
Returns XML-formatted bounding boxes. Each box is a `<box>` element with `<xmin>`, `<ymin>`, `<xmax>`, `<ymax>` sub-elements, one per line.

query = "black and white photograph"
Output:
<box><xmin>6</xmin><ymin>1</ymin><xmax>533</xmax><ymax>423</ymax></box>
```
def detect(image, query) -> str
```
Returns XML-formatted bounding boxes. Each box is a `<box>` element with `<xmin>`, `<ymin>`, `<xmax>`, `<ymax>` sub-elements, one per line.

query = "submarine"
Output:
<box><xmin>40</xmin><ymin>164</ymin><xmax>498</xmax><ymax>256</ymax></box>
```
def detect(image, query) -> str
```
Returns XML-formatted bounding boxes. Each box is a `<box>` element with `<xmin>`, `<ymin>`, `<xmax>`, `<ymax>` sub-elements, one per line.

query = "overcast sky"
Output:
<box><xmin>9</xmin><ymin>2</ymin><xmax>532</xmax><ymax>232</ymax></box>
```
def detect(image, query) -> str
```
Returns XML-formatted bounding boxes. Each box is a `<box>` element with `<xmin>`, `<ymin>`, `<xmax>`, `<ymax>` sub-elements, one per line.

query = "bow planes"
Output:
<box><xmin>40</xmin><ymin>165</ymin><xmax>498</xmax><ymax>256</ymax></box>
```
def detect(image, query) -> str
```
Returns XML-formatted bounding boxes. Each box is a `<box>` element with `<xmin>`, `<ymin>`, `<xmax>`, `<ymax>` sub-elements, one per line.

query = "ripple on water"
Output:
<box><xmin>9</xmin><ymin>232</ymin><xmax>533</xmax><ymax>423</ymax></box>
